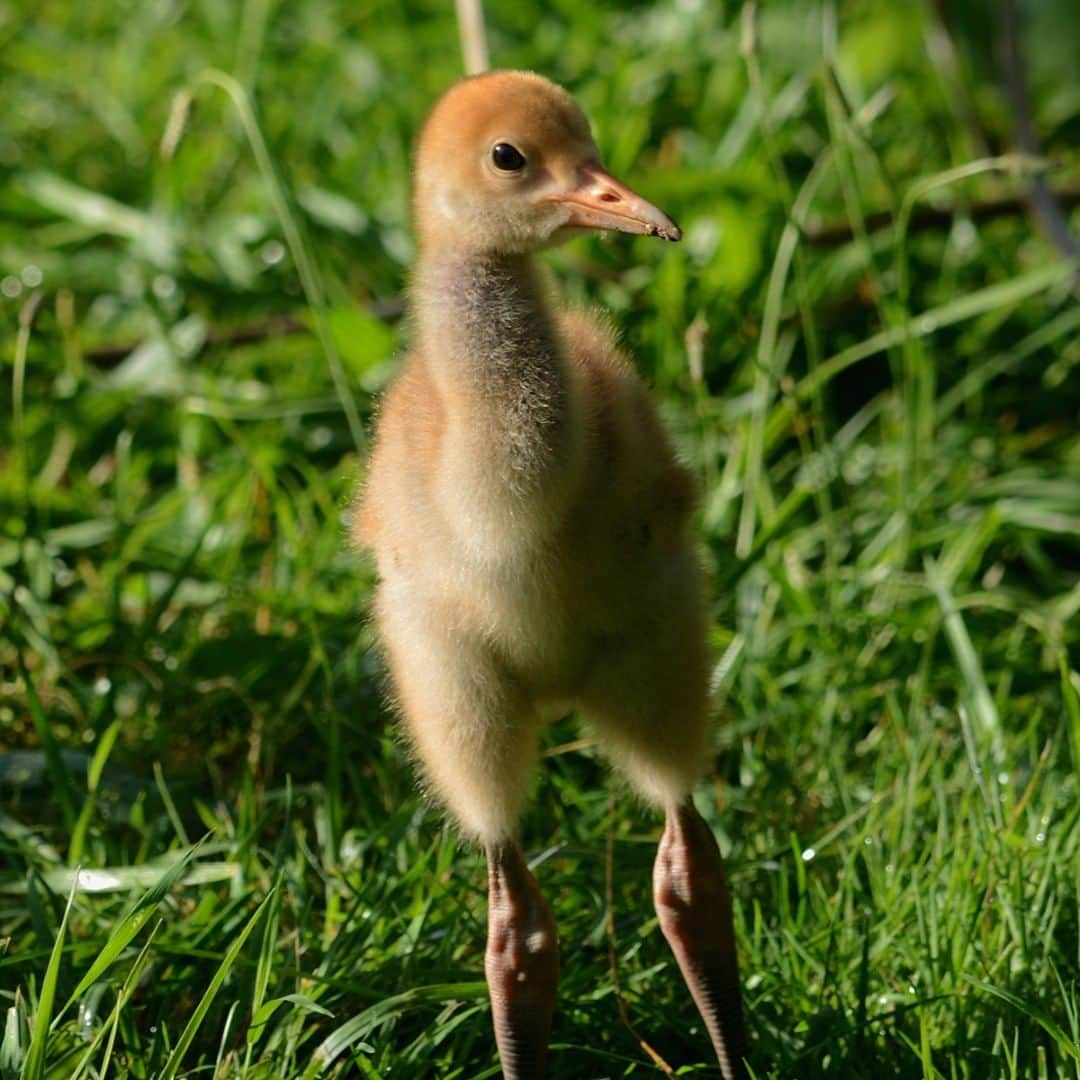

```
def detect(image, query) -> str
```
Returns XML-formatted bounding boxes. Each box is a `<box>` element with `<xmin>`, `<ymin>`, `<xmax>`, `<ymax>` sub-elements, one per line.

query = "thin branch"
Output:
<box><xmin>803</xmin><ymin>185</ymin><xmax>1080</xmax><ymax>247</ymax></box>
<box><xmin>605</xmin><ymin>788</ymin><xmax>675</xmax><ymax>1076</ymax></box>
<box><xmin>998</xmin><ymin>0</ymin><xmax>1080</xmax><ymax>285</ymax></box>
<box><xmin>83</xmin><ymin>296</ymin><xmax>404</xmax><ymax>368</ymax></box>
<box><xmin>12</xmin><ymin>291</ymin><xmax>44</xmax><ymax>498</ymax></box>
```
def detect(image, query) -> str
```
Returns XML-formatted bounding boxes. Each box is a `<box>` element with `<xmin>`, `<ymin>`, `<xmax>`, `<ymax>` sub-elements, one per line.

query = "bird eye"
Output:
<box><xmin>491</xmin><ymin>143</ymin><xmax>526</xmax><ymax>172</ymax></box>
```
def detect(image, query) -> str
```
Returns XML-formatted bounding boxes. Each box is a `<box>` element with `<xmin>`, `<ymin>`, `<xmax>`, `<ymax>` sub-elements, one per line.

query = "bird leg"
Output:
<box><xmin>485</xmin><ymin>841</ymin><xmax>559</xmax><ymax>1079</ymax></box>
<box><xmin>653</xmin><ymin>799</ymin><xmax>748</xmax><ymax>1080</ymax></box>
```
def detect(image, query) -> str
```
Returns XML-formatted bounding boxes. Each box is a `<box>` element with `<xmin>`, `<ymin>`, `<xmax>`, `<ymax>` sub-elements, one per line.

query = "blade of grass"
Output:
<box><xmin>11</xmin><ymin>291</ymin><xmax>43</xmax><ymax>502</ymax></box>
<box><xmin>22</xmin><ymin>876</ymin><xmax>78</xmax><ymax>1080</ymax></box>
<box><xmin>925</xmin><ymin>557</ymin><xmax>1005</xmax><ymax>801</ymax></box>
<box><xmin>0</xmin><ymin>858</ymin><xmax>237</xmax><ymax>897</ymax></box>
<box><xmin>242</xmin><ymin>870</ymin><xmax>284</xmax><ymax>1072</ymax></box>
<box><xmin>894</xmin><ymin>154</ymin><xmax>1050</xmax><ymax>525</ymax></box>
<box><xmin>62</xmin><ymin>838</ymin><xmax>207</xmax><ymax>1009</ymax></box>
<box><xmin>157</xmin><ymin>883</ymin><xmax>278</xmax><ymax>1080</ymax></box>
<box><xmin>935</xmin><ymin>303</ymin><xmax>1080</xmax><ymax>423</ymax></box>
<box><xmin>16</xmin><ymin>653</ymin><xmax>77</xmax><ymax>836</ymax></box>
<box><xmin>764</xmin><ymin>259</ymin><xmax>1076</xmax><ymax>451</ymax></box>
<box><xmin>737</xmin><ymin>9</ymin><xmax>894</xmax><ymax>558</ymax></box>
<box><xmin>68</xmin><ymin>720</ymin><xmax>122</xmax><ymax>867</ymax></box>
<box><xmin>68</xmin><ymin>921</ymin><xmax>162</xmax><ymax>1080</ymax></box>
<box><xmin>301</xmin><ymin>983</ymin><xmax>486</xmax><ymax>1079</ymax></box>
<box><xmin>152</xmin><ymin>762</ymin><xmax>190</xmax><ymax>847</ymax></box>
<box><xmin>172</xmin><ymin>70</ymin><xmax>366</xmax><ymax>454</ymax></box>
<box><xmin>965</xmin><ymin>976</ymin><xmax>1080</xmax><ymax>1062</ymax></box>
<box><xmin>1060</xmin><ymin>653</ymin><xmax>1080</xmax><ymax>789</ymax></box>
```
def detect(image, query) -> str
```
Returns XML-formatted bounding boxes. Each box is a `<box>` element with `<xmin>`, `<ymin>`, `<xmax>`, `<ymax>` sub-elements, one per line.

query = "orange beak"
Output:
<box><xmin>547</xmin><ymin>164</ymin><xmax>681</xmax><ymax>242</ymax></box>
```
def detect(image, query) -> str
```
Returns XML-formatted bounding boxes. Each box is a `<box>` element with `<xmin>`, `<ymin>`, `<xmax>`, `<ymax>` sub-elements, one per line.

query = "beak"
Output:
<box><xmin>547</xmin><ymin>164</ymin><xmax>681</xmax><ymax>242</ymax></box>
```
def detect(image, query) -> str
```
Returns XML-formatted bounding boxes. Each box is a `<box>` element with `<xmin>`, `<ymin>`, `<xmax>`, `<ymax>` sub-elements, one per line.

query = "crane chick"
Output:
<box><xmin>354</xmin><ymin>70</ymin><xmax>747</xmax><ymax>1079</ymax></box>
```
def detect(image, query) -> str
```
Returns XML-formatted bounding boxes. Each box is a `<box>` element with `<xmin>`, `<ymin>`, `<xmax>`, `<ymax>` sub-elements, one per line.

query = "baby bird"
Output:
<box><xmin>354</xmin><ymin>71</ymin><xmax>747</xmax><ymax>1079</ymax></box>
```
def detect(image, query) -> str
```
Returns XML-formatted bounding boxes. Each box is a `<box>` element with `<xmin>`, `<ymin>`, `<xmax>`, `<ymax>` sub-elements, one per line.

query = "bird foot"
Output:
<box><xmin>654</xmin><ymin>800</ymin><xmax>748</xmax><ymax>1080</ymax></box>
<box><xmin>485</xmin><ymin>842</ymin><xmax>559</xmax><ymax>1079</ymax></box>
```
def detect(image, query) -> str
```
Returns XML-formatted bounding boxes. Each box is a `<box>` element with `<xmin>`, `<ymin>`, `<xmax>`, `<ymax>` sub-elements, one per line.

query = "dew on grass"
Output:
<box><xmin>78</xmin><ymin>869</ymin><xmax>121</xmax><ymax>890</ymax></box>
<box><xmin>260</xmin><ymin>239</ymin><xmax>285</xmax><ymax>266</ymax></box>
<box><xmin>801</xmin><ymin>847</ymin><xmax>816</xmax><ymax>862</ymax></box>
<box><xmin>308</xmin><ymin>425</ymin><xmax>333</xmax><ymax>449</ymax></box>
<box><xmin>79</xmin><ymin>999</ymin><xmax>97</xmax><ymax>1032</ymax></box>
<box><xmin>94</xmin><ymin>676</ymin><xmax>111</xmax><ymax>695</ymax></box>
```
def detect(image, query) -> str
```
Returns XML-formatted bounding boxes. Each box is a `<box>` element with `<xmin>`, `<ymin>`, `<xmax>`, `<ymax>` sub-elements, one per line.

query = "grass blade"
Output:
<box><xmin>68</xmin><ymin>921</ymin><xmax>161</xmax><ymax>1080</ymax></box>
<box><xmin>925</xmin><ymin>557</ymin><xmax>1004</xmax><ymax>768</ymax></box>
<box><xmin>157</xmin><ymin>884</ymin><xmax>278</xmax><ymax>1080</ymax></box>
<box><xmin>1060</xmin><ymin>653</ymin><xmax>1080</xmax><ymax>788</ymax></box>
<box><xmin>22</xmin><ymin>877</ymin><xmax>77</xmax><ymax>1080</ymax></box>
<box><xmin>966</xmin><ymin>976</ymin><xmax>1080</xmax><ymax>1062</ymax></box>
<box><xmin>765</xmin><ymin>259</ymin><xmax>1076</xmax><ymax>450</ymax></box>
<box><xmin>301</xmin><ymin>983</ymin><xmax>486</xmax><ymax>1079</ymax></box>
<box><xmin>68</xmin><ymin>720</ymin><xmax>122</xmax><ymax>867</ymax></box>
<box><xmin>176</xmin><ymin>70</ymin><xmax>366</xmax><ymax>455</ymax></box>
<box><xmin>16</xmin><ymin>654</ymin><xmax>77</xmax><ymax>836</ymax></box>
<box><xmin>63</xmin><ymin>838</ymin><xmax>207</xmax><ymax>1008</ymax></box>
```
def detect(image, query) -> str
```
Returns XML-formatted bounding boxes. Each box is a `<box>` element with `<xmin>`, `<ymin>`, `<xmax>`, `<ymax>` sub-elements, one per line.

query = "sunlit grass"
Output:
<box><xmin>2</xmin><ymin>1</ymin><xmax>1078</xmax><ymax>1077</ymax></box>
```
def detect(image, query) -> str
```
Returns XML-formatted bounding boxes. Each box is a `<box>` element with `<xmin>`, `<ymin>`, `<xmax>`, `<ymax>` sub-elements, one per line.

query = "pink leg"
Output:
<box><xmin>653</xmin><ymin>800</ymin><xmax>748</xmax><ymax>1079</ymax></box>
<box><xmin>485</xmin><ymin>842</ymin><xmax>559</xmax><ymax>1079</ymax></box>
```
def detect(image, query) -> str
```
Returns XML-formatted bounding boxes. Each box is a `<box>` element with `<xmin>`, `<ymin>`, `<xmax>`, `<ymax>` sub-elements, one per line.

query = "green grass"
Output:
<box><xmin>2</xmin><ymin>0</ymin><xmax>1079</xmax><ymax>1076</ymax></box>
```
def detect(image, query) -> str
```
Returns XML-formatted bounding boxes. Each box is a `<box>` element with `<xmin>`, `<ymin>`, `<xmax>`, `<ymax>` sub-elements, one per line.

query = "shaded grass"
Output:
<box><xmin>2</xmin><ymin>0</ymin><xmax>1079</xmax><ymax>1077</ymax></box>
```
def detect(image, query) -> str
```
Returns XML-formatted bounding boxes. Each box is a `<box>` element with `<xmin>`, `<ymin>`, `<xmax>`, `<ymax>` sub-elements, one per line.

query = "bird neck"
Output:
<box><xmin>413</xmin><ymin>249</ymin><xmax>578</xmax><ymax>489</ymax></box>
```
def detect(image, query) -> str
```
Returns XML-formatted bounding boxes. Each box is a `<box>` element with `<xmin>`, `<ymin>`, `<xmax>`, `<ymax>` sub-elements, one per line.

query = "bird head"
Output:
<box><xmin>413</xmin><ymin>70</ymin><xmax>681</xmax><ymax>255</ymax></box>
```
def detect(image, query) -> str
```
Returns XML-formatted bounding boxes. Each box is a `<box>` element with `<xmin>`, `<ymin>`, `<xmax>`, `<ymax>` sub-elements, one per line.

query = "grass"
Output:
<box><xmin>2</xmin><ymin>0</ymin><xmax>1079</xmax><ymax>1076</ymax></box>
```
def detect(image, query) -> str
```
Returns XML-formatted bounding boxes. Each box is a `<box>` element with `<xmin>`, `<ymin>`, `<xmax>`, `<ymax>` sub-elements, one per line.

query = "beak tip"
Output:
<box><xmin>651</xmin><ymin>221</ymin><xmax>682</xmax><ymax>242</ymax></box>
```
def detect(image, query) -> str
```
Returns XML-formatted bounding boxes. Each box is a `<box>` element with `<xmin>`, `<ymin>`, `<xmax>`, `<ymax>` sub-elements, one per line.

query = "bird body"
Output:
<box><xmin>354</xmin><ymin>70</ymin><xmax>746</xmax><ymax>1078</ymax></box>
<box><xmin>358</xmin><ymin>266</ymin><xmax>708</xmax><ymax>838</ymax></box>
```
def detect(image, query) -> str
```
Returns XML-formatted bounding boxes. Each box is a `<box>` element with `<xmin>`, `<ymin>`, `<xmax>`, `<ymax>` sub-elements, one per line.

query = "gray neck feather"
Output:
<box><xmin>415</xmin><ymin>252</ymin><xmax>572</xmax><ymax>486</ymax></box>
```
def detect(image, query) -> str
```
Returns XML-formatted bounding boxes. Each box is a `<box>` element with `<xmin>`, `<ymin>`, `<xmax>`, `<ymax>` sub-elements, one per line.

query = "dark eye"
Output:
<box><xmin>491</xmin><ymin>142</ymin><xmax>526</xmax><ymax>172</ymax></box>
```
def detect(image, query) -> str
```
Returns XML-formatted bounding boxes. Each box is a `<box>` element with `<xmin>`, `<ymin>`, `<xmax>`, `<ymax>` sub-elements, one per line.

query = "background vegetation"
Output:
<box><xmin>2</xmin><ymin>0</ymin><xmax>1078</xmax><ymax>1076</ymax></box>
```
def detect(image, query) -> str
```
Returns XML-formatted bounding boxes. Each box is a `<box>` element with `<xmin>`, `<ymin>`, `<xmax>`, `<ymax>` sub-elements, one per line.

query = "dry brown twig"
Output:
<box><xmin>605</xmin><ymin>788</ymin><xmax>676</xmax><ymax>1076</ymax></box>
<box><xmin>455</xmin><ymin>0</ymin><xmax>490</xmax><ymax>76</ymax></box>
